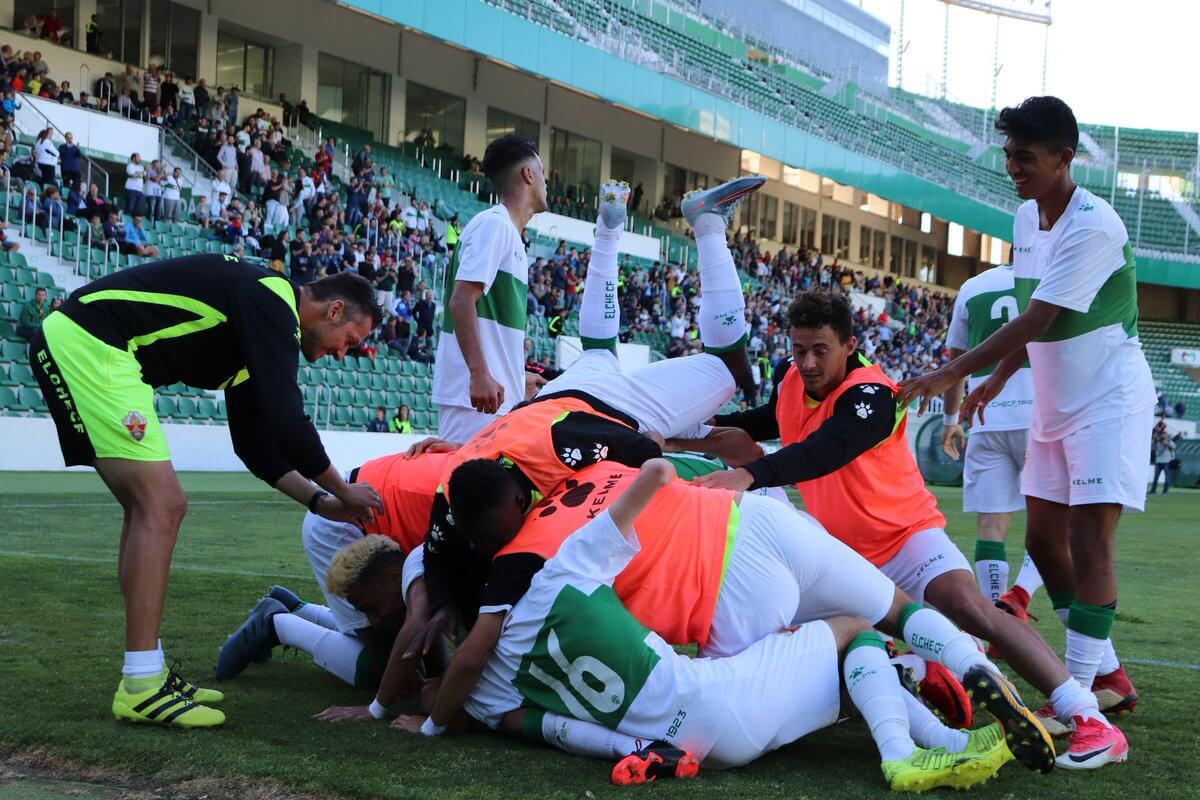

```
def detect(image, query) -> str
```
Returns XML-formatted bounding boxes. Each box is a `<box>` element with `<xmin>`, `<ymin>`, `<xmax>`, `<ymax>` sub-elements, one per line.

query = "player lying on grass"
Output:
<box><xmin>693</xmin><ymin>288</ymin><xmax>1124</xmax><ymax>770</ymax></box>
<box><xmin>213</xmin><ymin>450</ymin><xmax>454</xmax><ymax>718</ymax></box>
<box><xmin>899</xmin><ymin>97</ymin><xmax>1146</xmax><ymax>768</ymax></box>
<box><xmin>344</xmin><ymin>460</ymin><xmax>1014</xmax><ymax>792</ymax></box>
<box><xmin>331</xmin><ymin>458</ymin><xmax>1057</xmax><ymax>775</ymax></box>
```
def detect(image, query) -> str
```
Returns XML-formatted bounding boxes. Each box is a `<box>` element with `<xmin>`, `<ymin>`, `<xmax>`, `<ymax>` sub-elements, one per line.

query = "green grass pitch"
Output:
<box><xmin>1</xmin><ymin>471</ymin><xmax>1197</xmax><ymax>799</ymax></box>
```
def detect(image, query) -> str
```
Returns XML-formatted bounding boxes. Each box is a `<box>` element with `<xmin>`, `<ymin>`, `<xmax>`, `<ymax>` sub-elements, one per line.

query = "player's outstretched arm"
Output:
<box><xmin>609</xmin><ymin>458</ymin><xmax>675</xmax><ymax>536</ymax></box>
<box><xmin>664</xmin><ymin>426</ymin><xmax>764</xmax><ymax>467</ymax></box>
<box><xmin>374</xmin><ymin>576</ymin><xmax>431</xmax><ymax>708</ymax></box>
<box><xmin>417</xmin><ymin>611</ymin><xmax>506</xmax><ymax>735</ymax></box>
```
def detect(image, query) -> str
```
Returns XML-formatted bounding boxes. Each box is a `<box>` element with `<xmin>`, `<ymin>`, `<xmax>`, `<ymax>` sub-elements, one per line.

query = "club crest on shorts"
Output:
<box><xmin>122</xmin><ymin>410</ymin><xmax>148</xmax><ymax>442</ymax></box>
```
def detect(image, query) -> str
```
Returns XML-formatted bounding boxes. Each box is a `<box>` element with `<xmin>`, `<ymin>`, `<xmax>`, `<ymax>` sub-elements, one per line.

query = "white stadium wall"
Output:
<box><xmin>0</xmin><ymin>417</ymin><xmax>428</xmax><ymax>472</ymax></box>
<box><xmin>17</xmin><ymin>95</ymin><xmax>161</xmax><ymax>163</ymax></box>
<box><xmin>528</xmin><ymin>212</ymin><xmax>661</xmax><ymax>260</ymax></box>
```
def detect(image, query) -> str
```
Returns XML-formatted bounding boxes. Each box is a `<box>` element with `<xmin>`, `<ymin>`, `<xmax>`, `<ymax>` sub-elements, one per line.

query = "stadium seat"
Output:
<box><xmin>176</xmin><ymin>397</ymin><xmax>199</xmax><ymax>419</ymax></box>
<box><xmin>350</xmin><ymin>407</ymin><xmax>369</xmax><ymax>427</ymax></box>
<box><xmin>18</xmin><ymin>386</ymin><xmax>47</xmax><ymax>412</ymax></box>
<box><xmin>1</xmin><ymin>340</ymin><xmax>26</xmax><ymax>361</ymax></box>
<box><xmin>0</xmin><ymin>385</ymin><xmax>18</xmax><ymax>413</ymax></box>
<box><xmin>196</xmin><ymin>398</ymin><xmax>218</xmax><ymax>421</ymax></box>
<box><xmin>411</xmin><ymin>410</ymin><xmax>428</xmax><ymax>430</ymax></box>
<box><xmin>155</xmin><ymin>396</ymin><xmax>178</xmax><ymax>420</ymax></box>
<box><xmin>332</xmin><ymin>406</ymin><xmax>352</xmax><ymax>430</ymax></box>
<box><xmin>7</xmin><ymin>362</ymin><xmax>35</xmax><ymax>386</ymax></box>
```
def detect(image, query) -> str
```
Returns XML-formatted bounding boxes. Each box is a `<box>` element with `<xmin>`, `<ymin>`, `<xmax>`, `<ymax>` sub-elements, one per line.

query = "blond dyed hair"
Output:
<box><xmin>325</xmin><ymin>534</ymin><xmax>400</xmax><ymax>598</ymax></box>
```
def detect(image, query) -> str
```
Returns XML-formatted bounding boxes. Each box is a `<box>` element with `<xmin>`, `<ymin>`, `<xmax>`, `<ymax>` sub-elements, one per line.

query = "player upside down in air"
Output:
<box><xmin>331</xmin><ymin>460</ymin><xmax>1018</xmax><ymax>791</ymax></box>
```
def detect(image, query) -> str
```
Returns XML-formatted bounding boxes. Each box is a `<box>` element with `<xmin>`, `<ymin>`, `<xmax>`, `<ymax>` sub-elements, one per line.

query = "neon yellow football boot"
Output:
<box><xmin>112</xmin><ymin>673</ymin><xmax>225</xmax><ymax>728</ymax></box>
<box><xmin>881</xmin><ymin>745</ymin><xmax>1001</xmax><ymax>793</ymax></box>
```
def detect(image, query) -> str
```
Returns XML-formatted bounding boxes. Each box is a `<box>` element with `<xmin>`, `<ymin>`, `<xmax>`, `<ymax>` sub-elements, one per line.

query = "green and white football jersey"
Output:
<box><xmin>1011</xmin><ymin>186</ymin><xmax>1155</xmax><ymax>441</ymax></box>
<box><xmin>945</xmin><ymin>265</ymin><xmax>1034</xmax><ymax>432</ymax></box>
<box><xmin>464</xmin><ymin>511</ymin><xmax>732</xmax><ymax>761</ymax></box>
<box><xmin>432</xmin><ymin>204</ymin><xmax>529</xmax><ymax>413</ymax></box>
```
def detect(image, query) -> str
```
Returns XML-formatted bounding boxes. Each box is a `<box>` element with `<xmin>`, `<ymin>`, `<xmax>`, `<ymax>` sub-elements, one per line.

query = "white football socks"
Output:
<box><xmin>123</xmin><ymin>647</ymin><xmax>165</xmax><ymax>689</ymax></box>
<box><xmin>900</xmin><ymin>690</ymin><xmax>968</xmax><ymax>753</ymax></box>
<box><xmin>843</xmin><ymin>635</ymin><xmax>914</xmax><ymax>762</ymax></box>
<box><xmin>900</xmin><ymin>605</ymin><xmax>996</xmax><ymax>681</ymax></box>
<box><xmin>579</xmin><ymin>216</ymin><xmax>621</xmax><ymax>350</ymax></box>
<box><xmin>693</xmin><ymin>213</ymin><xmax>746</xmax><ymax>352</ymax></box>
<box><xmin>1065</xmin><ymin>629</ymin><xmax>1107</xmax><ymax>690</ymax></box>
<box><xmin>1049</xmin><ymin>677</ymin><xmax>1105</xmax><ymax>724</ymax></box>
<box><xmin>1053</xmin><ymin>605</ymin><xmax>1121</xmax><ymax>679</ymax></box>
<box><xmin>294</xmin><ymin>602</ymin><xmax>339</xmax><ymax>630</ymax></box>
<box><xmin>973</xmin><ymin>540</ymin><xmax>1008</xmax><ymax>603</ymax></box>
<box><xmin>274</xmin><ymin>613</ymin><xmax>365</xmax><ymax>687</ymax></box>
<box><xmin>541</xmin><ymin>711</ymin><xmax>642</xmax><ymax>759</ymax></box>
<box><xmin>1013</xmin><ymin>553</ymin><xmax>1044</xmax><ymax>596</ymax></box>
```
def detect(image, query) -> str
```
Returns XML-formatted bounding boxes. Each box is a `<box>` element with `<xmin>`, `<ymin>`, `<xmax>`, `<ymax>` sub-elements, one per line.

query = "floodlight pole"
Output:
<box><xmin>941</xmin><ymin>1</ymin><xmax>949</xmax><ymax>99</ymax></box>
<box><xmin>897</xmin><ymin>0</ymin><xmax>906</xmax><ymax>90</ymax></box>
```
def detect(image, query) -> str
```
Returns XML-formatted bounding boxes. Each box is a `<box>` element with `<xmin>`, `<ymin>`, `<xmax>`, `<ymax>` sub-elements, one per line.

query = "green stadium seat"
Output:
<box><xmin>1</xmin><ymin>340</ymin><xmax>25</xmax><ymax>360</ymax></box>
<box><xmin>384</xmin><ymin>374</ymin><xmax>401</xmax><ymax>392</ymax></box>
<box><xmin>18</xmin><ymin>386</ymin><xmax>46</xmax><ymax>412</ymax></box>
<box><xmin>0</xmin><ymin>385</ymin><xmax>18</xmax><ymax>411</ymax></box>
<box><xmin>332</xmin><ymin>406</ymin><xmax>352</xmax><ymax>430</ymax></box>
<box><xmin>0</xmin><ymin>320</ymin><xmax>17</xmax><ymax>340</ymax></box>
<box><xmin>350</xmin><ymin>407</ymin><xmax>369</xmax><ymax>428</ymax></box>
<box><xmin>7</xmin><ymin>362</ymin><xmax>35</xmax><ymax>386</ymax></box>
<box><xmin>35</xmin><ymin>272</ymin><xmax>55</xmax><ymax>288</ymax></box>
<box><xmin>196</xmin><ymin>398</ymin><xmax>218</xmax><ymax>420</ymax></box>
<box><xmin>155</xmin><ymin>396</ymin><xmax>178</xmax><ymax>419</ymax></box>
<box><xmin>399</xmin><ymin>360</ymin><xmax>416</xmax><ymax>376</ymax></box>
<box><xmin>342</xmin><ymin>355</ymin><xmax>360</xmax><ymax>371</ymax></box>
<box><xmin>302</xmin><ymin>385</ymin><xmax>318</xmax><ymax>404</ymax></box>
<box><xmin>176</xmin><ymin>397</ymin><xmax>199</xmax><ymax>418</ymax></box>
<box><xmin>214</xmin><ymin>400</ymin><xmax>227</xmax><ymax>421</ymax></box>
<box><xmin>353</xmin><ymin>372</ymin><xmax>372</xmax><ymax>389</ymax></box>
<box><xmin>369</xmin><ymin>373</ymin><xmax>386</xmax><ymax>391</ymax></box>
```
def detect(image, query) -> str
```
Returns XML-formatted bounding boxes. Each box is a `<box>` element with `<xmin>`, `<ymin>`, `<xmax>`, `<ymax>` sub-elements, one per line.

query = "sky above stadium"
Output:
<box><xmin>857</xmin><ymin>0</ymin><xmax>1200</xmax><ymax>133</ymax></box>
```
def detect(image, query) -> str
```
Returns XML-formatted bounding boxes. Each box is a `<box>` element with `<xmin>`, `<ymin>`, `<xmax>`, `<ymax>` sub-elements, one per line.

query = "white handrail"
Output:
<box><xmin>77</xmin><ymin>215</ymin><xmax>92</xmax><ymax>279</ymax></box>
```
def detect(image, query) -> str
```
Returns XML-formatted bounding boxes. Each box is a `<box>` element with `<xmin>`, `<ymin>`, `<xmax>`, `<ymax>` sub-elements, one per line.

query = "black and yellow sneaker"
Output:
<box><xmin>964</xmin><ymin>666</ymin><xmax>1055</xmax><ymax>774</ymax></box>
<box><xmin>112</xmin><ymin>673</ymin><xmax>225</xmax><ymax>728</ymax></box>
<box><xmin>610</xmin><ymin>741</ymin><xmax>700</xmax><ymax>786</ymax></box>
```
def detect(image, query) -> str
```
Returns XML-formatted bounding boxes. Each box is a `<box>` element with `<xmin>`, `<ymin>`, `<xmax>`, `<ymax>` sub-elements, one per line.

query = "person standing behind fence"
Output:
<box><xmin>33</xmin><ymin>128</ymin><xmax>57</xmax><ymax>186</ymax></box>
<box><xmin>124</xmin><ymin>153</ymin><xmax>145</xmax><ymax>215</ymax></box>
<box><xmin>161</xmin><ymin>167</ymin><xmax>182</xmax><ymax>222</ymax></box>
<box><xmin>59</xmin><ymin>132</ymin><xmax>81</xmax><ymax>186</ymax></box>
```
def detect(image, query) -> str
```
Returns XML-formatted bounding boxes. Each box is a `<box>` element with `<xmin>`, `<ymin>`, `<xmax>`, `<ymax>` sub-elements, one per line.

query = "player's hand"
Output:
<box><xmin>405</xmin><ymin>437</ymin><xmax>460</xmax><ymax>457</ymax></box>
<box><xmin>645</xmin><ymin>430</ymin><xmax>666</xmax><ymax>450</ymax></box>
<box><xmin>313</xmin><ymin>705</ymin><xmax>375</xmax><ymax>723</ymax></box>
<box><xmin>403</xmin><ymin>606</ymin><xmax>458</xmax><ymax>660</ymax></box>
<box><xmin>469</xmin><ymin>368</ymin><xmax>504</xmax><ymax>414</ymax></box>
<box><xmin>897</xmin><ymin>368</ymin><xmax>961</xmax><ymax>416</ymax></box>
<box><xmin>960</xmin><ymin>374</ymin><xmax>1005</xmax><ymax>428</ymax></box>
<box><xmin>390</xmin><ymin>714</ymin><xmax>426</xmax><ymax>734</ymax></box>
<box><xmin>334</xmin><ymin>481</ymin><xmax>383</xmax><ymax>524</ymax></box>
<box><xmin>941</xmin><ymin>422</ymin><xmax>965</xmax><ymax>460</ymax></box>
<box><xmin>691</xmin><ymin>467</ymin><xmax>754</xmax><ymax>492</ymax></box>
<box><xmin>312</xmin><ymin>494</ymin><xmax>360</xmax><ymax>524</ymax></box>
<box><xmin>524</xmin><ymin>371</ymin><xmax>547</xmax><ymax>401</ymax></box>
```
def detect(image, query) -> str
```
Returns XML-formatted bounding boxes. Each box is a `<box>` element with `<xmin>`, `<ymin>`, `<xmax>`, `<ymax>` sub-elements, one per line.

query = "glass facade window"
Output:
<box><xmin>921</xmin><ymin>245</ymin><xmax>938</xmax><ymax>283</ymax></box>
<box><xmin>149</xmin><ymin>0</ymin><xmax>199</xmax><ymax>79</ymax></box>
<box><xmin>890</xmin><ymin>235</ymin><xmax>903</xmax><ymax>274</ymax></box>
<box><xmin>872</xmin><ymin>230</ymin><xmax>886</xmax><ymax>269</ymax></box>
<box><xmin>15</xmin><ymin>0</ymin><xmax>74</xmax><ymax>46</ymax></box>
<box><xmin>781</xmin><ymin>201</ymin><xmax>798</xmax><ymax>245</ymax></box>
<box><xmin>836</xmin><ymin>219</ymin><xmax>851</xmax><ymax>259</ymax></box>
<box><xmin>800</xmin><ymin>207</ymin><xmax>816</xmax><ymax>250</ymax></box>
<box><xmin>550</xmin><ymin>127</ymin><xmax>601</xmax><ymax>197</ymax></box>
<box><xmin>759</xmin><ymin>193</ymin><xmax>778</xmax><ymax>240</ymax></box>
<box><xmin>216</xmin><ymin>30</ymin><xmax>274</xmax><ymax>99</ymax></box>
<box><xmin>95</xmin><ymin>0</ymin><xmax>142</xmax><ymax>64</ymax></box>
<box><xmin>859</xmin><ymin>224</ymin><xmax>872</xmax><ymax>263</ymax></box>
<box><xmin>486</xmin><ymin>107</ymin><xmax>539</xmax><ymax>149</ymax></box>
<box><xmin>402</xmin><ymin>80</ymin><xmax>464</xmax><ymax>156</ymax></box>
<box><xmin>821</xmin><ymin>213</ymin><xmax>835</xmax><ymax>255</ymax></box>
<box><xmin>904</xmin><ymin>239</ymin><xmax>918</xmax><ymax>277</ymax></box>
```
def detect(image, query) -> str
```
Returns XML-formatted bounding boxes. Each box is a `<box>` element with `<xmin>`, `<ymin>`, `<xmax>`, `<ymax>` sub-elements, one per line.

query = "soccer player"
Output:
<box><xmin>941</xmin><ymin>262</ymin><xmax>1045</xmax><ymax>617</ymax></box>
<box><xmin>696</xmin><ymin>287</ymin><xmax>1121</xmax><ymax>769</ymax></box>
<box><xmin>433</xmin><ymin>134</ymin><xmax>545</xmax><ymax>441</ymax></box>
<box><xmin>344</xmin><ymin>459</ymin><xmax>1055</xmax><ymax>774</ymax></box>
<box><xmin>900</xmin><ymin>96</ymin><xmax>1148</xmax><ymax>768</ymax></box>
<box><xmin>212</xmin><ymin>451</ymin><xmax>453</xmax><ymax>720</ymax></box>
<box><xmin>343</xmin><ymin>461</ymin><xmax>1012</xmax><ymax>791</ymax></box>
<box><xmin>416</xmin><ymin>176</ymin><xmax>764</xmax><ymax>624</ymax></box>
<box><xmin>29</xmin><ymin>255</ymin><xmax>384</xmax><ymax>728</ymax></box>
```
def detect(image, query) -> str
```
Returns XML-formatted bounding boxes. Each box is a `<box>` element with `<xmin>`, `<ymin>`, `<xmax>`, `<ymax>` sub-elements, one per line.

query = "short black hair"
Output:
<box><xmin>448</xmin><ymin>459</ymin><xmax>521</xmax><ymax>543</ymax></box>
<box><xmin>995</xmin><ymin>96</ymin><xmax>1078</xmax><ymax>152</ymax></box>
<box><xmin>308</xmin><ymin>271</ymin><xmax>383</xmax><ymax>327</ymax></box>
<box><xmin>482</xmin><ymin>134</ymin><xmax>538</xmax><ymax>193</ymax></box>
<box><xmin>787</xmin><ymin>289</ymin><xmax>853</xmax><ymax>342</ymax></box>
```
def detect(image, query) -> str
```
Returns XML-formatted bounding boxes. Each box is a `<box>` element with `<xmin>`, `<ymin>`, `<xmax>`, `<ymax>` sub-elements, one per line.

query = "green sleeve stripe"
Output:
<box><xmin>1015</xmin><ymin>244</ymin><xmax>1139</xmax><ymax>342</ymax></box>
<box><xmin>258</xmin><ymin>276</ymin><xmax>300</xmax><ymax>325</ymax></box>
<box><xmin>440</xmin><ymin>245</ymin><xmax>528</xmax><ymax>333</ymax></box>
<box><xmin>717</xmin><ymin>500</ymin><xmax>741</xmax><ymax>590</ymax></box>
<box><xmin>80</xmin><ymin>289</ymin><xmax>229</xmax><ymax>350</ymax></box>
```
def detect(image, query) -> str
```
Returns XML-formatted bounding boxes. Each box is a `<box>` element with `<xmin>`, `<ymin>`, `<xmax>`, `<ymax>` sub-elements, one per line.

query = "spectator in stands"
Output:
<box><xmin>17</xmin><ymin>286</ymin><xmax>49</xmax><ymax>341</ymax></box>
<box><xmin>408</xmin><ymin>329</ymin><xmax>435</xmax><ymax>365</ymax></box>
<box><xmin>216</xmin><ymin>134</ymin><xmax>238</xmax><ymax>187</ymax></box>
<box><xmin>33</xmin><ymin>128</ymin><xmax>57</xmax><ymax>187</ymax></box>
<box><xmin>94</xmin><ymin>71</ymin><xmax>115</xmax><ymax>106</ymax></box>
<box><xmin>631</xmin><ymin>182</ymin><xmax>644</xmax><ymax>212</ymax></box>
<box><xmin>57</xmin><ymin>132</ymin><xmax>81</xmax><ymax>186</ymax></box>
<box><xmin>177</xmin><ymin>76</ymin><xmax>195</xmax><ymax>125</ymax></box>
<box><xmin>290</xmin><ymin>241</ymin><xmax>316</xmax><ymax>285</ymax></box>
<box><xmin>39</xmin><ymin>185</ymin><xmax>73</xmax><ymax>232</ymax></box>
<box><xmin>86</xmin><ymin>14</ymin><xmax>102</xmax><ymax>54</ymax></box>
<box><xmin>101</xmin><ymin>208</ymin><xmax>122</xmax><ymax>245</ymax></box>
<box><xmin>82</xmin><ymin>183</ymin><xmax>111</xmax><ymax>220</ymax></box>
<box><xmin>118</xmin><ymin>63</ymin><xmax>138</xmax><ymax>97</ymax></box>
<box><xmin>227</xmin><ymin>86</ymin><xmax>239</xmax><ymax>126</ymax></box>
<box><xmin>121</xmin><ymin>213</ymin><xmax>158</xmax><ymax>258</ymax></box>
<box><xmin>161</xmin><ymin>167</ymin><xmax>182</xmax><ymax>222</ymax></box>
<box><xmin>1150</xmin><ymin>428</ymin><xmax>1176</xmax><ymax>494</ymax></box>
<box><xmin>0</xmin><ymin>220</ymin><xmax>18</xmax><ymax>254</ymax></box>
<box><xmin>366</xmin><ymin>406</ymin><xmax>389</xmax><ymax>433</ymax></box>
<box><xmin>1174</xmin><ymin>400</ymin><xmax>1187</xmax><ymax>419</ymax></box>
<box><xmin>414</xmin><ymin>289</ymin><xmax>436</xmax><ymax>339</ymax></box>
<box><xmin>209</xmin><ymin>86</ymin><xmax>227</xmax><ymax>123</ymax></box>
<box><xmin>160</xmin><ymin>73</ymin><xmax>177</xmax><ymax>118</ymax></box>
<box><xmin>142</xmin><ymin>66</ymin><xmax>159</xmax><ymax>111</ymax></box>
<box><xmin>21</xmin><ymin>186</ymin><xmax>38</xmax><ymax>223</ymax></box>
<box><xmin>66</xmin><ymin>180</ymin><xmax>87</xmax><ymax>216</ymax></box>
<box><xmin>390</xmin><ymin>404</ymin><xmax>413</xmax><ymax>433</ymax></box>
<box><xmin>193</xmin><ymin>77</ymin><xmax>209</xmax><ymax>119</ymax></box>
<box><xmin>124</xmin><ymin>152</ymin><xmax>145</xmax><ymax>214</ymax></box>
<box><xmin>143</xmin><ymin>160</ymin><xmax>163</xmax><ymax>221</ymax></box>
<box><xmin>57</xmin><ymin>80</ymin><xmax>74</xmax><ymax>104</ymax></box>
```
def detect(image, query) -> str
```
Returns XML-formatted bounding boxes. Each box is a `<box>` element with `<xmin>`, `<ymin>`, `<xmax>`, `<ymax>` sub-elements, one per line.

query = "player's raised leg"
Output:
<box><xmin>681</xmin><ymin>175</ymin><xmax>763</xmax><ymax>402</ymax></box>
<box><xmin>577</xmin><ymin>180</ymin><xmax>629</xmax><ymax>353</ymax></box>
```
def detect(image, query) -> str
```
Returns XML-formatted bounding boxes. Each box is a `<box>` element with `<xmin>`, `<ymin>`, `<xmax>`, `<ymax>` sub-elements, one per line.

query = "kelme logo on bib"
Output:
<box><xmin>122</xmin><ymin>410</ymin><xmax>147</xmax><ymax>442</ymax></box>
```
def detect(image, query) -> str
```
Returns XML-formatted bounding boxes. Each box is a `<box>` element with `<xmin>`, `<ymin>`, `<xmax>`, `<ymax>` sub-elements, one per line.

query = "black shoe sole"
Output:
<box><xmin>965</xmin><ymin>666</ymin><xmax>1055</xmax><ymax>774</ymax></box>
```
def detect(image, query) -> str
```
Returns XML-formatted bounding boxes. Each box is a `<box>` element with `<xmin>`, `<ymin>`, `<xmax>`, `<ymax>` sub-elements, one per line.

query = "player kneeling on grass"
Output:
<box><xmin>344</xmin><ymin>461</ymin><xmax>1010</xmax><ymax>791</ymax></box>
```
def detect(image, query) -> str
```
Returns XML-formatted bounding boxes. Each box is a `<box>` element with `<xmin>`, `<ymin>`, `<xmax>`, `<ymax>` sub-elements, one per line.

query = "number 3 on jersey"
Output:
<box><xmin>513</xmin><ymin>584</ymin><xmax>660</xmax><ymax>728</ymax></box>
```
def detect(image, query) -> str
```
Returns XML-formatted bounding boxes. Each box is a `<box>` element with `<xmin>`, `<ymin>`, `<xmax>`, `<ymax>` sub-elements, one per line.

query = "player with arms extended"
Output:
<box><xmin>901</xmin><ymin>96</ymin><xmax>1149</xmax><ymax>769</ymax></box>
<box><xmin>941</xmin><ymin>262</ymin><xmax>1045</xmax><ymax>620</ymax></box>
<box><xmin>28</xmin><ymin>257</ymin><xmax>383</xmax><ymax>728</ymax></box>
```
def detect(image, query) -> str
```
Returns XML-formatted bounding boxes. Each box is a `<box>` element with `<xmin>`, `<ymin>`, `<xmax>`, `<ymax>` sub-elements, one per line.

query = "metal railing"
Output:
<box><xmin>14</xmin><ymin>93</ymin><xmax>111</xmax><ymax>198</ymax></box>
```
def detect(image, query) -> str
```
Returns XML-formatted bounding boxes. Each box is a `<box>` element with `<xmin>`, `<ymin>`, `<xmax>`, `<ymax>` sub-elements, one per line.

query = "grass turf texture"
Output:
<box><xmin>1</xmin><ymin>471</ymin><xmax>1198</xmax><ymax>800</ymax></box>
